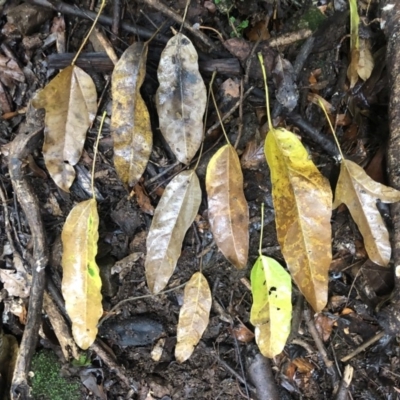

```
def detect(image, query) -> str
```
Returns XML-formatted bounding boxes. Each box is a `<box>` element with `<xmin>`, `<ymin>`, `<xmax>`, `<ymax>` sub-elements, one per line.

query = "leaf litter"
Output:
<box><xmin>3</xmin><ymin>1</ymin><xmax>400</xmax><ymax>398</ymax></box>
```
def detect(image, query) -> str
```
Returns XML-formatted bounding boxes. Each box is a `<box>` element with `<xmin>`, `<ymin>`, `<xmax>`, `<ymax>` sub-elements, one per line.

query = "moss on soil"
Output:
<box><xmin>30</xmin><ymin>350</ymin><xmax>81</xmax><ymax>400</ymax></box>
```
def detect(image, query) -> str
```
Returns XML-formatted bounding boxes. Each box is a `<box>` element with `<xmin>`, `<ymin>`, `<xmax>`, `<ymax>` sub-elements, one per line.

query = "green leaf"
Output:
<box><xmin>250</xmin><ymin>255</ymin><xmax>292</xmax><ymax>358</ymax></box>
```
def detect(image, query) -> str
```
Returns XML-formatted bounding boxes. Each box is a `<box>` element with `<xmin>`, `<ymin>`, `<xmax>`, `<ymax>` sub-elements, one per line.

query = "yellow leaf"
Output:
<box><xmin>175</xmin><ymin>272</ymin><xmax>212</xmax><ymax>363</ymax></box>
<box><xmin>333</xmin><ymin>159</ymin><xmax>400</xmax><ymax>266</ymax></box>
<box><xmin>61</xmin><ymin>198</ymin><xmax>102</xmax><ymax>349</ymax></box>
<box><xmin>250</xmin><ymin>255</ymin><xmax>292</xmax><ymax>358</ymax></box>
<box><xmin>357</xmin><ymin>38</ymin><xmax>374</xmax><ymax>81</ymax></box>
<box><xmin>265</xmin><ymin>128</ymin><xmax>332</xmax><ymax>312</ymax></box>
<box><xmin>145</xmin><ymin>170</ymin><xmax>201</xmax><ymax>294</ymax></box>
<box><xmin>206</xmin><ymin>144</ymin><xmax>249</xmax><ymax>269</ymax></box>
<box><xmin>156</xmin><ymin>33</ymin><xmax>206</xmax><ymax>165</ymax></box>
<box><xmin>111</xmin><ymin>42</ymin><xmax>152</xmax><ymax>187</ymax></box>
<box><xmin>32</xmin><ymin>65</ymin><xmax>97</xmax><ymax>192</ymax></box>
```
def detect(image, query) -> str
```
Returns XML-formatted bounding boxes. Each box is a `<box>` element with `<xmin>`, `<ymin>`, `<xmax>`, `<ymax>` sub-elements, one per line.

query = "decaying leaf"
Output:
<box><xmin>175</xmin><ymin>272</ymin><xmax>212</xmax><ymax>363</ymax></box>
<box><xmin>0</xmin><ymin>254</ymin><xmax>31</xmax><ymax>298</ymax></box>
<box><xmin>156</xmin><ymin>33</ymin><xmax>206</xmax><ymax>164</ymax></box>
<box><xmin>333</xmin><ymin>159</ymin><xmax>400</xmax><ymax>266</ymax></box>
<box><xmin>146</xmin><ymin>170</ymin><xmax>201</xmax><ymax>294</ymax></box>
<box><xmin>32</xmin><ymin>65</ymin><xmax>97</xmax><ymax>192</ymax></box>
<box><xmin>250</xmin><ymin>255</ymin><xmax>292</xmax><ymax>358</ymax></box>
<box><xmin>357</xmin><ymin>38</ymin><xmax>374</xmax><ymax>81</ymax></box>
<box><xmin>272</xmin><ymin>54</ymin><xmax>298</xmax><ymax>112</ymax></box>
<box><xmin>111</xmin><ymin>41</ymin><xmax>152</xmax><ymax>187</ymax></box>
<box><xmin>265</xmin><ymin>128</ymin><xmax>332</xmax><ymax>312</ymax></box>
<box><xmin>347</xmin><ymin>0</ymin><xmax>373</xmax><ymax>87</ymax></box>
<box><xmin>206</xmin><ymin>144</ymin><xmax>249</xmax><ymax>269</ymax></box>
<box><xmin>61</xmin><ymin>198</ymin><xmax>103</xmax><ymax>349</ymax></box>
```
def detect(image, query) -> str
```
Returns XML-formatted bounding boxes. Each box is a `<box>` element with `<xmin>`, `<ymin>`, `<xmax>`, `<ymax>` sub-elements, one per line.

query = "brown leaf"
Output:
<box><xmin>175</xmin><ymin>272</ymin><xmax>212</xmax><ymax>362</ymax></box>
<box><xmin>156</xmin><ymin>33</ymin><xmax>206</xmax><ymax>164</ymax></box>
<box><xmin>206</xmin><ymin>144</ymin><xmax>249</xmax><ymax>269</ymax></box>
<box><xmin>133</xmin><ymin>182</ymin><xmax>154</xmax><ymax>215</ymax></box>
<box><xmin>333</xmin><ymin>159</ymin><xmax>400</xmax><ymax>266</ymax></box>
<box><xmin>111</xmin><ymin>42</ymin><xmax>152</xmax><ymax>187</ymax></box>
<box><xmin>32</xmin><ymin>65</ymin><xmax>97</xmax><ymax>191</ymax></box>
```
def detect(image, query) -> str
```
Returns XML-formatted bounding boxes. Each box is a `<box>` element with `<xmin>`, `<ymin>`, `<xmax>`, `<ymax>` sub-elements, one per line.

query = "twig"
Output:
<box><xmin>247</xmin><ymin>353</ymin><xmax>280</xmax><ymax>400</ymax></box>
<box><xmin>206</xmin><ymin>86</ymin><xmax>254</xmax><ymax>136</ymax></box>
<box><xmin>9</xmin><ymin>128</ymin><xmax>48</xmax><ymax>400</ymax></box>
<box><xmin>111</xmin><ymin>0</ymin><xmax>121</xmax><ymax>46</ymax></box>
<box><xmin>334</xmin><ymin>365</ymin><xmax>354</xmax><ymax>400</ymax></box>
<box><xmin>288</xmin><ymin>294</ymin><xmax>304</xmax><ymax>342</ymax></box>
<box><xmin>286</xmin><ymin>112</ymin><xmax>340</xmax><ymax>158</ymax></box>
<box><xmin>27</xmin><ymin>0</ymin><xmax>169</xmax><ymax>43</ymax></box>
<box><xmin>98</xmin><ymin>282</ymin><xmax>188</xmax><ymax>326</ymax></box>
<box><xmin>304</xmin><ymin>306</ymin><xmax>340</xmax><ymax>390</ymax></box>
<box><xmin>234</xmin><ymin>78</ymin><xmax>244</xmax><ymax>149</ymax></box>
<box><xmin>0</xmin><ymin>184</ymin><xmax>16</xmax><ymax>253</ymax></box>
<box><xmin>340</xmin><ymin>331</ymin><xmax>385</xmax><ymax>363</ymax></box>
<box><xmin>142</xmin><ymin>0</ymin><xmax>216</xmax><ymax>51</ymax></box>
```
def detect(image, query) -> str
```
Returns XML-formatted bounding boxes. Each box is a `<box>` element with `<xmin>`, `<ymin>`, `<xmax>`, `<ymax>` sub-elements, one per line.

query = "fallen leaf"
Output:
<box><xmin>133</xmin><ymin>182</ymin><xmax>154</xmax><ymax>215</ymax></box>
<box><xmin>0</xmin><ymin>254</ymin><xmax>31</xmax><ymax>298</ymax></box>
<box><xmin>146</xmin><ymin>170</ymin><xmax>201</xmax><ymax>294</ymax></box>
<box><xmin>156</xmin><ymin>33</ymin><xmax>206</xmax><ymax>164</ymax></box>
<box><xmin>357</xmin><ymin>38</ymin><xmax>374</xmax><ymax>81</ymax></box>
<box><xmin>32</xmin><ymin>65</ymin><xmax>97</xmax><ymax>191</ymax></box>
<box><xmin>265</xmin><ymin>127</ymin><xmax>332</xmax><ymax>312</ymax></box>
<box><xmin>111</xmin><ymin>42</ymin><xmax>152</xmax><ymax>187</ymax></box>
<box><xmin>333</xmin><ymin>159</ymin><xmax>400</xmax><ymax>266</ymax></box>
<box><xmin>206</xmin><ymin>144</ymin><xmax>249</xmax><ymax>269</ymax></box>
<box><xmin>272</xmin><ymin>54</ymin><xmax>298</xmax><ymax>112</ymax></box>
<box><xmin>61</xmin><ymin>198</ymin><xmax>103</xmax><ymax>349</ymax></box>
<box><xmin>250</xmin><ymin>255</ymin><xmax>292</xmax><ymax>357</ymax></box>
<box><xmin>175</xmin><ymin>272</ymin><xmax>212</xmax><ymax>362</ymax></box>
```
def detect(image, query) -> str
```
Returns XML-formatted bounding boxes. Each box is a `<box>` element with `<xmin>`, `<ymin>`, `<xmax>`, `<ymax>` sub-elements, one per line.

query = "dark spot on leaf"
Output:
<box><xmin>269</xmin><ymin>287</ymin><xmax>277</xmax><ymax>295</ymax></box>
<box><xmin>181</xmin><ymin>37</ymin><xmax>190</xmax><ymax>46</ymax></box>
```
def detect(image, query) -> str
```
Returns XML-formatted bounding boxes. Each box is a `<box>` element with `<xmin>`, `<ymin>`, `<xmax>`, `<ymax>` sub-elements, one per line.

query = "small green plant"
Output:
<box><xmin>30</xmin><ymin>350</ymin><xmax>81</xmax><ymax>400</ymax></box>
<box><xmin>229</xmin><ymin>16</ymin><xmax>249</xmax><ymax>37</ymax></box>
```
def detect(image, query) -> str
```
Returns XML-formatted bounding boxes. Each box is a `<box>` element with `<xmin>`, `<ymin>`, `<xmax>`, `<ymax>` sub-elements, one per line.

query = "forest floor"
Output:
<box><xmin>1</xmin><ymin>0</ymin><xmax>400</xmax><ymax>399</ymax></box>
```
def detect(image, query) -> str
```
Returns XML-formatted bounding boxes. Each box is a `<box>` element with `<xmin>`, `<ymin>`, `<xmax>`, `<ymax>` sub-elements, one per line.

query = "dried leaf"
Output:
<box><xmin>272</xmin><ymin>55</ymin><xmax>298</xmax><ymax>112</ymax></box>
<box><xmin>146</xmin><ymin>170</ymin><xmax>201</xmax><ymax>294</ymax></box>
<box><xmin>61</xmin><ymin>198</ymin><xmax>102</xmax><ymax>349</ymax></box>
<box><xmin>111</xmin><ymin>42</ymin><xmax>152</xmax><ymax>187</ymax></box>
<box><xmin>265</xmin><ymin>128</ymin><xmax>332</xmax><ymax>312</ymax></box>
<box><xmin>333</xmin><ymin>159</ymin><xmax>400</xmax><ymax>266</ymax></box>
<box><xmin>357</xmin><ymin>38</ymin><xmax>374</xmax><ymax>81</ymax></box>
<box><xmin>250</xmin><ymin>255</ymin><xmax>292</xmax><ymax>357</ymax></box>
<box><xmin>206</xmin><ymin>144</ymin><xmax>249</xmax><ymax>269</ymax></box>
<box><xmin>0</xmin><ymin>254</ymin><xmax>31</xmax><ymax>298</ymax></box>
<box><xmin>175</xmin><ymin>272</ymin><xmax>212</xmax><ymax>362</ymax></box>
<box><xmin>156</xmin><ymin>33</ymin><xmax>206</xmax><ymax>164</ymax></box>
<box><xmin>32</xmin><ymin>65</ymin><xmax>97</xmax><ymax>191</ymax></box>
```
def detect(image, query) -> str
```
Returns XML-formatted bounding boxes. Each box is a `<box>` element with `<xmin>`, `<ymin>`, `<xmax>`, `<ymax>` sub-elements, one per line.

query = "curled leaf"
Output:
<box><xmin>250</xmin><ymin>255</ymin><xmax>292</xmax><ymax>358</ymax></box>
<box><xmin>333</xmin><ymin>159</ymin><xmax>400</xmax><ymax>266</ymax></box>
<box><xmin>61</xmin><ymin>198</ymin><xmax>103</xmax><ymax>349</ymax></box>
<box><xmin>156</xmin><ymin>33</ymin><xmax>206</xmax><ymax>164</ymax></box>
<box><xmin>206</xmin><ymin>144</ymin><xmax>249</xmax><ymax>269</ymax></box>
<box><xmin>175</xmin><ymin>272</ymin><xmax>212</xmax><ymax>363</ymax></box>
<box><xmin>111</xmin><ymin>42</ymin><xmax>152</xmax><ymax>187</ymax></box>
<box><xmin>265</xmin><ymin>127</ymin><xmax>332</xmax><ymax>312</ymax></box>
<box><xmin>146</xmin><ymin>170</ymin><xmax>201</xmax><ymax>294</ymax></box>
<box><xmin>32</xmin><ymin>65</ymin><xmax>97</xmax><ymax>192</ymax></box>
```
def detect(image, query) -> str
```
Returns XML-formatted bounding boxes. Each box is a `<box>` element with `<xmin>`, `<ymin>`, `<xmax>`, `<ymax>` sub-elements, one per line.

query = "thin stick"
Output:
<box><xmin>72</xmin><ymin>0</ymin><xmax>106</xmax><ymax>65</ymax></box>
<box><xmin>99</xmin><ymin>281</ymin><xmax>188</xmax><ymax>326</ymax></box>
<box><xmin>91</xmin><ymin>111</ymin><xmax>107</xmax><ymax>197</ymax></box>
<box><xmin>340</xmin><ymin>331</ymin><xmax>385</xmax><ymax>362</ymax></box>
<box><xmin>258</xmin><ymin>52</ymin><xmax>273</xmax><ymax>132</ymax></box>
<box><xmin>210</xmin><ymin>84</ymin><xmax>230</xmax><ymax>145</ymax></box>
<box><xmin>234</xmin><ymin>77</ymin><xmax>244</xmax><ymax>149</ymax></box>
